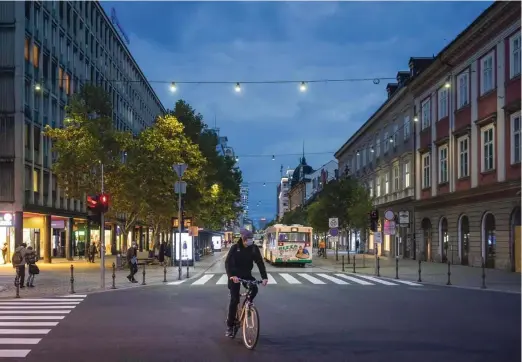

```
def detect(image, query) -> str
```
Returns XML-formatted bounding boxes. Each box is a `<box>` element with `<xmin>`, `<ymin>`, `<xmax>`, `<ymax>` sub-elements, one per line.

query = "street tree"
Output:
<box><xmin>280</xmin><ymin>208</ymin><xmax>308</xmax><ymax>225</ymax></box>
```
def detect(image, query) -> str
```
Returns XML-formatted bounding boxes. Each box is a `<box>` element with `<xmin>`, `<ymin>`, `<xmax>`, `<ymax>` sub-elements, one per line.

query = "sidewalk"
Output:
<box><xmin>0</xmin><ymin>251</ymin><xmax>227</xmax><ymax>299</ymax></box>
<box><xmin>312</xmin><ymin>249</ymin><xmax>521</xmax><ymax>293</ymax></box>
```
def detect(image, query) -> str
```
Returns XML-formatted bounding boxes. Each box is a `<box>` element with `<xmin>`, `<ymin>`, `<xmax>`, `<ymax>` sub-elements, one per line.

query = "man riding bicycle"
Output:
<box><xmin>224</xmin><ymin>229</ymin><xmax>268</xmax><ymax>337</ymax></box>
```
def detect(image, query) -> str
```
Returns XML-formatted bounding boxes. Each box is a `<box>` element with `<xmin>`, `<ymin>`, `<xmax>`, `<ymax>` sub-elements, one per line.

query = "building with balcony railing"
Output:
<box><xmin>0</xmin><ymin>1</ymin><xmax>165</xmax><ymax>264</ymax></box>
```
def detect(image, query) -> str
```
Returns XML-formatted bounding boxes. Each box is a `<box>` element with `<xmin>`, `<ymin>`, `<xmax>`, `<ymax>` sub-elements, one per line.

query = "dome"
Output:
<box><xmin>291</xmin><ymin>156</ymin><xmax>314</xmax><ymax>187</ymax></box>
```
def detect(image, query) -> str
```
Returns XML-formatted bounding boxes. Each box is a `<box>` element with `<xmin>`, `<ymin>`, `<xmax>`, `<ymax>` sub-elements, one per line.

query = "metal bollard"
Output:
<box><xmin>481</xmin><ymin>257</ymin><xmax>487</xmax><ymax>289</ymax></box>
<box><xmin>69</xmin><ymin>264</ymin><xmax>75</xmax><ymax>294</ymax></box>
<box><xmin>342</xmin><ymin>255</ymin><xmax>345</xmax><ymax>272</ymax></box>
<box><xmin>377</xmin><ymin>257</ymin><xmax>380</xmax><ymax>277</ymax></box>
<box><xmin>141</xmin><ymin>263</ymin><xmax>146</xmax><ymax>285</ymax></box>
<box><xmin>186</xmin><ymin>262</ymin><xmax>189</xmax><ymax>278</ymax></box>
<box><xmin>417</xmin><ymin>259</ymin><xmax>422</xmax><ymax>282</ymax></box>
<box><xmin>15</xmin><ymin>268</ymin><xmax>20</xmax><ymax>299</ymax></box>
<box><xmin>111</xmin><ymin>263</ymin><xmax>117</xmax><ymax>289</ymax></box>
<box><xmin>395</xmin><ymin>257</ymin><xmax>399</xmax><ymax>279</ymax></box>
<box><xmin>352</xmin><ymin>253</ymin><xmax>356</xmax><ymax>273</ymax></box>
<box><xmin>178</xmin><ymin>262</ymin><xmax>182</xmax><ymax>280</ymax></box>
<box><xmin>362</xmin><ymin>253</ymin><xmax>365</xmax><ymax>268</ymax></box>
<box><xmin>163</xmin><ymin>264</ymin><xmax>167</xmax><ymax>283</ymax></box>
<box><xmin>446</xmin><ymin>261</ymin><xmax>452</xmax><ymax>286</ymax></box>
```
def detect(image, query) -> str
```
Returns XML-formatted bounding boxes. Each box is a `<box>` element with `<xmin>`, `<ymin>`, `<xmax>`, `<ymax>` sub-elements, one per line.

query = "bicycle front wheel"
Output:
<box><xmin>241</xmin><ymin>305</ymin><xmax>260</xmax><ymax>350</ymax></box>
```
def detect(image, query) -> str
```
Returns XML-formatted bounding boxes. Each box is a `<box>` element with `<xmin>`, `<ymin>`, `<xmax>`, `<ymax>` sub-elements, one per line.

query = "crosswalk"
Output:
<box><xmin>0</xmin><ymin>294</ymin><xmax>87</xmax><ymax>358</ymax></box>
<box><xmin>167</xmin><ymin>273</ymin><xmax>422</xmax><ymax>287</ymax></box>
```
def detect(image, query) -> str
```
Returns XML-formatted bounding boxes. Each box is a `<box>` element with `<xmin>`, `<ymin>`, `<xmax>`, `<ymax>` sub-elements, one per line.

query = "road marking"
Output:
<box><xmin>60</xmin><ymin>295</ymin><xmax>87</xmax><ymax>298</ymax></box>
<box><xmin>9</xmin><ymin>299</ymin><xmax>84</xmax><ymax>302</ymax></box>
<box><xmin>0</xmin><ymin>302</ymin><xmax>80</xmax><ymax>306</ymax></box>
<box><xmin>334</xmin><ymin>274</ymin><xmax>374</xmax><ymax>285</ymax></box>
<box><xmin>297</xmin><ymin>274</ymin><xmax>326</xmax><ymax>284</ymax></box>
<box><xmin>167</xmin><ymin>280</ymin><xmax>187</xmax><ymax>285</ymax></box>
<box><xmin>267</xmin><ymin>273</ymin><xmax>277</xmax><ymax>284</ymax></box>
<box><xmin>0</xmin><ymin>310</ymin><xmax>70</xmax><ymax>314</ymax></box>
<box><xmin>279</xmin><ymin>273</ymin><xmax>301</xmax><ymax>284</ymax></box>
<box><xmin>191</xmin><ymin>274</ymin><xmax>214</xmax><ymax>285</ymax></box>
<box><xmin>352</xmin><ymin>274</ymin><xmax>398</xmax><ymax>286</ymax></box>
<box><xmin>0</xmin><ymin>316</ymin><xmax>65</xmax><ymax>320</ymax></box>
<box><xmin>391</xmin><ymin>279</ymin><xmax>423</xmax><ymax>286</ymax></box>
<box><xmin>0</xmin><ymin>349</ymin><xmax>31</xmax><ymax>357</ymax></box>
<box><xmin>216</xmin><ymin>274</ymin><xmax>228</xmax><ymax>285</ymax></box>
<box><xmin>0</xmin><ymin>321</ymin><xmax>59</xmax><ymax>327</ymax></box>
<box><xmin>0</xmin><ymin>306</ymin><xmax>75</xmax><ymax>310</ymax></box>
<box><xmin>0</xmin><ymin>329</ymin><xmax>51</xmax><ymax>334</ymax></box>
<box><xmin>316</xmin><ymin>274</ymin><xmax>349</xmax><ymax>285</ymax></box>
<box><xmin>0</xmin><ymin>338</ymin><xmax>41</xmax><ymax>344</ymax></box>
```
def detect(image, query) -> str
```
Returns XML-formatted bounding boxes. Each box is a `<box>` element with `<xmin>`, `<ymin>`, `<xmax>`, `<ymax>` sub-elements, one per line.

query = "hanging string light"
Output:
<box><xmin>170</xmin><ymin>82</ymin><xmax>177</xmax><ymax>92</ymax></box>
<box><xmin>235</xmin><ymin>82</ymin><xmax>241</xmax><ymax>92</ymax></box>
<box><xmin>299</xmin><ymin>81</ymin><xmax>307</xmax><ymax>92</ymax></box>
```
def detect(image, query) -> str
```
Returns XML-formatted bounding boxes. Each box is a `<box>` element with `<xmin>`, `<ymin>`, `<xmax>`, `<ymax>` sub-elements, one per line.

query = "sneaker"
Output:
<box><xmin>225</xmin><ymin>326</ymin><xmax>234</xmax><ymax>338</ymax></box>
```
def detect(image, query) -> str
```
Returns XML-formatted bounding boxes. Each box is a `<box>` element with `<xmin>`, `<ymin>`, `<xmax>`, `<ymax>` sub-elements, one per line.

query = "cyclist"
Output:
<box><xmin>225</xmin><ymin>229</ymin><xmax>268</xmax><ymax>337</ymax></box>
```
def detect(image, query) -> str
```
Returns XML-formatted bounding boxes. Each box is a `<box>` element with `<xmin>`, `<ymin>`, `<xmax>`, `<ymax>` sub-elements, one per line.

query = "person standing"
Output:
<box><xmin>1</xmin><ymin>242</ymin><xmax>7</xmax><ymax>264</ymax></box>
<box><xmin>12</xmin><ymin>243</ymin><xmax>27</xmax><ymax>289</ymax></box>
<box><xmin>126</xmin><ymin>243</ymin><xmax>138</xmax><ymax>283</ymax></box>
<box><xmin>25</xmin><ymin>246</ymin><xmax>39</xmax><ymax>287</ymax></box>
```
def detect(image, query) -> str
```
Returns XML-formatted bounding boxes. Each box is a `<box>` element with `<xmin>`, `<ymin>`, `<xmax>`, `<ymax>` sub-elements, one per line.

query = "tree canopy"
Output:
<box><xmin>45</xmin><ymin>85</ymin><xmax>243</xmax><ymax>248</ymax></box>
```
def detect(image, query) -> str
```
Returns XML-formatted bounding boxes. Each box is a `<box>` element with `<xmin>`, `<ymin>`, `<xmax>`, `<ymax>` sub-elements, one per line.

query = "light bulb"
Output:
<box><xmin>34</xmin><ymin>83</ymin><xmax>41</xmax><ymax>91</ymax></box>
<box><xmin>272</xmin><ymin>155</ymin><xmax>275</xmax><ymax>160</ymax></box>
<box><xmin>235</xmin><ymin>83</ymin><xmax>241</xmax><ymax>92</ymax></box>
<box><xmin>413</xmin><ymin>116</ymin><xmax>419</xmax><ymax>122</ymax></box>
<box><xmin>299</xmin><ymin>81</ymin><xmax>307</xmax><ymax>92</ymax></box>
<box><xmin>444</xmin><ymin>81</ymin><xmax>451</xmax><ymax>88</ymax></box>
<box><xmin>263</xmin><ymin>183</ymin><xmax>266</xmax><ymax>186</ymax></box>
<box><xmin>389</xmin><ymin>137</ymin><xmax>394</xmax><ymax>143</ymax></box>
<box><xmin>170</xmin><ymin>82</ymin><xmax>177</xmax><ymax>92</ymax></box>
<box><xmin>356</xmin><ymin>150</ymin><xmax>360</xmax><ymax>156</ymax></box>
<box><xmin>370</xmin><ymin>147</ymin><xmax>374</xmax><ymax>153</ymax></box>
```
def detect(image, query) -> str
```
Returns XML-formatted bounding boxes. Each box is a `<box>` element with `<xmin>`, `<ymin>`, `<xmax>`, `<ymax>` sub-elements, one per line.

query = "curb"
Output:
<box><xmin>0</xmin><ymin>254</ymin><xmax>228</xmax><ymax>299</ymax></box>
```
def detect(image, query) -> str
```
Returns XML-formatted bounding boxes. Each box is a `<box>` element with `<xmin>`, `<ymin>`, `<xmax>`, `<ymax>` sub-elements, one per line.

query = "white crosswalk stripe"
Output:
<box><xmin>0</xmin><ymin>296</ymin><xmax>87</xmax><ymax>359</ymax></box>
<box><xmin>169</xmin><ymin>273</ymin><xmax>425</xmax><ymax>288</ymax></box>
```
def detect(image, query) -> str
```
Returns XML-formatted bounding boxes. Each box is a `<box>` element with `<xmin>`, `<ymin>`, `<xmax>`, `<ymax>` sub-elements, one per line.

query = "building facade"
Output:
<box><xmin>288</xmin><ymin>157</ymin><xmax>313</xmax><ymax>211</ymax></box>
<box><xmin>0</xmin><ymin>1</ymin><xmax>164</xmax><ymax>263</ymax></box>
<box><xmin>277</xmin><ymin>169</ymin><xmax>292</xmax><ymax>220</ymax></box>
<box><xmin>411</xmin><ymin>1</ymin><xmax>521</xmax><ymax>270</ymax></box>
<box><xmin>335</xmin><ymin>61</ymin><xmax>433</xmax><ymax>256</ymax></box>
<box><xmin>304</xmin><ymin>160</ymin><xmax>338</xmax><ymax>204</ymax></box>
<box><xmin>238</xmin><ymin>183</ymin><xmax>249</xmax><ymax>227</ymax></box>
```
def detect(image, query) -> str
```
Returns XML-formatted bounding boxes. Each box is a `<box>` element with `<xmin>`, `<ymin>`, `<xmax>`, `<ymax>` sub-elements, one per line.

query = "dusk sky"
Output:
<box><xmin>102</xmin><ymin>1</ymin><xmax>491</xmax><ymax>224</ymax></box>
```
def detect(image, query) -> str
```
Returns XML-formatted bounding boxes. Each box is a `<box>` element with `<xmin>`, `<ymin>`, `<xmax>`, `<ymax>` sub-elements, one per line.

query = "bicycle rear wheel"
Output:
<box><xmin>241</xmin><ymin>305</ymin><xmax>260</xmax><ymax>350</ymax></box>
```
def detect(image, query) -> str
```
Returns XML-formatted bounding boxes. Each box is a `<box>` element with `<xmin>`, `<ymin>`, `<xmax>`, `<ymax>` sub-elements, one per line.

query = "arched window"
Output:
<box><xmin>421</xmin><ymin>218</ymin><xmax>432</xmax><ymax>262</ymax></box>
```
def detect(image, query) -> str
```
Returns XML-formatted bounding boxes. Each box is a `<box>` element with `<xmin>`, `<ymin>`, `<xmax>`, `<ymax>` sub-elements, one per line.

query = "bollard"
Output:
<box><xmin>342</xmin><ymin>255</ymin><xmax>345</xmax><ymax>272</ymax></box>
<box><xmin>417</xmin><ymin>259</ymin><xmax>422</xmax><ymax>282</ymax></box>
<box><xmin>111</xmin><ymin>262</ymin><xmax>117</xmax><ymax>289</ymax></box>
<box><xmin>377</xmin><ymin>257</ymin><xmax>381</xmax><ymax>277</ymax></box>
<box><xmin>446</xmin><ymin>261</ymin><xmax>452</xmax><ymax>286</ymax></box>
<box><xmin>186</xmin><ymin>262</ymin><xmax>189</xmax><ymax>278</ymax></box>
<box><xmin>352</xmin><ymin>253</ymin><xmax>356</xmax><ymax>273</ymax></box>
<box><xmin>15</xmin><ymin>268</ymin><xmax>20</xmax><ymax>299</ymax></box>
<box><xmin>395</xmin><ymin>257</ymin><xmax>399</xmax><ymax>279</ymax></box>
<box><xmin>69</xmin><ymin>264</ymin><xmax>75</xmax><ymax>294</ymax></box>
<box><xmin>163</xmin><ymin>264</ymin><xmax>167</xmax><ymax>283</ymax></box>
<box><xmin>481</xmin><ymin>257</ymin><xmax>487</xmax><ymax>289</ymax></box>
<box><xmin>141</xmin><ymin>263</ymin><xmax>146</xmax><ymax>285</ymax></box>
<box><xmin>362</xmin><ymin>253</ymin><xmax>365</xmax><ymax>268</ymax></box>
<box><xmin>178</xmin><ymin>263</ymin><xmax>182</xmax><ymax>280</ymax></box>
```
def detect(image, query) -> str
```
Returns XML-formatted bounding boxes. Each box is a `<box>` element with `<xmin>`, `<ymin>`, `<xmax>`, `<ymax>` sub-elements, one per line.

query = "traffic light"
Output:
<box><xmin>86</xmin><ymin>194</ymin><xmax>110</xmax><ymax>214</ymax></box>
<box><xmin>99</xmin><ymin>193</ymin><xmax>109</xmax><ymax>213</ymax></box>
<box><xmin>369</xmin><ymin>209</ymin><xmax>378</xmax><ymax>232</ymax></box>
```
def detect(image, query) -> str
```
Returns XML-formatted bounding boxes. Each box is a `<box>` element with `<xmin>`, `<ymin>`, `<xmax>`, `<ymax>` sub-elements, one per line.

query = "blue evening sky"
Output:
<box><xmin>101</xmin><ymin>1</ymin><xmax>491</xmax><ymax>224</ymax></box>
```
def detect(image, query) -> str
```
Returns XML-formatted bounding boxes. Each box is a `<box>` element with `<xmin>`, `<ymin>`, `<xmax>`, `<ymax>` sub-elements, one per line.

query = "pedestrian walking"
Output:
<box><xmin>126</xmin><ymin>243</ymin><xmax>138</xmax><ymax>283</ymax></box>
<box><xmin>25</xmin><ymin>246</ymin><xmax>39</xmax><ymax>287</ymax></box>
<box><xmin>1</xmin><ymin>242</ymin><xmax>7</xmax><ymax>264</ymax></box>
<box><xmin>12</xmin><ymin>243</ymin><xmax>27</xmax><ymax>289</ymax></box>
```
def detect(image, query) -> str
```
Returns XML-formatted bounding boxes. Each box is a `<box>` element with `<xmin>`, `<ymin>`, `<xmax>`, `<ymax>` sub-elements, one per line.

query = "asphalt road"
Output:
<box><xmin>0</xmin><ymin>273</ymin><xmax>519</xmax><ymax>362</ymax></box>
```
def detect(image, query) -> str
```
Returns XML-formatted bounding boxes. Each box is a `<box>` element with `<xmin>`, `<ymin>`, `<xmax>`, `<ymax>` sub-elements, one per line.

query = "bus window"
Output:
<box><xmin>278</xmin><ymin>232</ymin><xmax>310</xmax><ymax>242</ymax></box>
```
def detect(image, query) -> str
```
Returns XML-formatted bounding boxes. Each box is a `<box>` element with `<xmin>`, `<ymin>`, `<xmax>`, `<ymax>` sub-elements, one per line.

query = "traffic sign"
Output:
<box><xmin>374</xmin><ymin>232</ymin><xmax>382</xmax><ymax>244</ymax></box>
<box><xmin>329</xmin><ymin>228</ymin><xmax>339</xmax><ymax>237</ymax></box>
<box><xmin>328</xmin><ymin>218</ymin><xmax>339</xmax><ymax>228</ymax></box>
<box><xmin>175</xmin><ymin>181</ymin><xmax>187</xmax><ymax>194</ymax></box>
<box><xmin>384</xmin><ymin>209</ymin><xmax>395</xmax><ymax>221</ymax></box>
<box><xmin>383</xmin><ymin>220</ymin><xmax>396</xmax><ymax>235</ymax></box>
<box><xmin>173</xmin><ymin>163</ymin><xmax>187</xmax><ymax>178</ymax></box>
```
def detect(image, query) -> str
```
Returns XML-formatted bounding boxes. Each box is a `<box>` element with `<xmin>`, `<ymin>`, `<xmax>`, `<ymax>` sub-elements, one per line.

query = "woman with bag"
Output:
<box><xmin>25</xmin><ymin>246</ymin><xmax>39</xmax><ymax>287</ymax></box>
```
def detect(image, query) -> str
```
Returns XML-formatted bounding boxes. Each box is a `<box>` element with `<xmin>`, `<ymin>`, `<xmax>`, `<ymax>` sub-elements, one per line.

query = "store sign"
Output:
<box><xmin>0</xmin><ymin>213</ymin><xmax>13</xmax><ymax>227</ymax></box>
<box><xmin>51</xmin><ymin>220</ymin><xmax>65</xmax><ymax>229</ymax></box>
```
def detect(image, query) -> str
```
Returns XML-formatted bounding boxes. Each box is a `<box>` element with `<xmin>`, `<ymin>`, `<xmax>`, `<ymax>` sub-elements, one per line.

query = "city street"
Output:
<box><xmin>0</xmin><ymin>272</ymin><xmax>519</xmax><ymax>362</ymax></box>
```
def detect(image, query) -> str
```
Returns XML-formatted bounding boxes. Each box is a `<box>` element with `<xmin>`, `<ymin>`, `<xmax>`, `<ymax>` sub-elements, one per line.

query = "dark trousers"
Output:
<box><xmin>227</xmin><ymin>276</ymin><xmax>258</xmax><ymax>327</ymax></box>
<box><xmin>15</xmin><ymin>265</ymin><xmax>25</xmax><ymax>287</ymax></box>
<box><xmin>128</xmin><ymin>263</ymin><xmax>137</xmax><ymax>280</ymax></box>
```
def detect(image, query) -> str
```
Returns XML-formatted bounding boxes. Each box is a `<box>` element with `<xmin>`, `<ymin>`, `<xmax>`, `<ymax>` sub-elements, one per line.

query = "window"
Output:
<box><xmin>32</xmin><ymin>44</ymin><xmax>39</xmax><ymax>68</ymax></box>
<box><xmin>421</xmin><ymin>98</ymin><xmax>431</xmax><ymax>130</ymax></box>
<box><xmin>481</xmin><ymin>126</ymin><xmax>495</xmax><ymax>172</ymax></box>
<box><xmin>376</xmin><ymin>176</ymin><xmax>381</xmax><ymax>197</ymax></box>
<box><xmin>368</xmin><ymin>142</ymin><xmax>373</xmax><ymax>162</ymax></box>
<box><xmin>404</xmin><ymin>162</ymin><xmax>411</xmax><ymax>188</ymax></box>
<box><xmin>393</xmin><ymin>124</ymin><xmax>399</xmax><ymax>147</ymax></box>
<box><xmin>384</xmin><ymin>131</ymin><xmax>389</xmax><ymax>152</ymax></box>
<box><xmin>403</xmin><ymin>116</ymin><xmax>410</xmax><ymax>140</ymax></box>
<box><xmin>510</xmin><ymin>32</ymin><xmax>521</xmax><ymax>79</ymax></box>
<box><xmin>422</xmin><ymin>153</ymin><xmax>431</xmax><ymax>189</ymax></box>
<box><xmin>439</xmin><ymin>146</ymin><xmax>448</xmax><ymax>183</ymax></box>
<box><xmin>32</xmin><ymin>169</ymin><xmax>39</xmax><ymax>192</ymax></box>
<box><xmin>511</xmin><ymin>111</ymin><xmax>521</xmax><ymax>164</ymax></box>
<box><xmin>457</xmin><ymin>71</ymin><xmax>469</xmax><ymax>109</ymax></box>
<box><xmin>438</xmin><ymin>87</ymin><xmax>448</xmax><ymax>119</ymax></box>
<box><xmin>458</xmin><ymin>136</ymin><xmax>469</xmax><ymax>178</ymax></box>
<box><xmin>58</xmin><ymin>67</ymin><xmax>63</xmax><ymax>88</ymax></box>
<box><xmin>362</xmin><ymin>149</ymin><xmax>366</xmax><ymax>167</ymax></box>
<box><xmin>393</xmin><ymin>164</ymin><xmax>400</xmax><ymax>191</ymax></box>
<box><xmin>24</xmin><ymin>38</ymin><xmax>30</xmax><ymax>61</ymax></box>
<box><xmin>375</xmin><ymin>135</ymin><xmax>380</xmax><ymax>157</ymax></box>
<box><xmin>369</xmin><ymin>181</ymin><xmax>373</xmax><ymax>198</ymax></box>
<box><xmin>480</xmin><ymin>52</ymin><xmax>495</xmax><ymax>95</ymax></box>
<box><xmin>384</xmin><ymin>173</ymin><xmax>389</xmax><ymax>194</ymax></box>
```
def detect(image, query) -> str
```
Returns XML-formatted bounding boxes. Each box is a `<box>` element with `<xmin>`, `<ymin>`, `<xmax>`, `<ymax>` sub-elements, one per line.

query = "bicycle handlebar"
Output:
<box><xmin>237</xmin><ymin>278</ymin><xmax>263</xmax><ymax>285</ymax></box>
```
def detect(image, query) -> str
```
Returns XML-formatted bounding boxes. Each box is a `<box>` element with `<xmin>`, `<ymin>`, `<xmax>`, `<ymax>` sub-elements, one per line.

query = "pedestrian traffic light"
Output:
<box><xmin>86</xmin><ymin>194</ymin><xmax>110</xmax><ymax>214</ymax></box>
<box><xmin>369</xmin><ymin>209</ymin><xmax>378</xmax><ymax>232</ymax></box>
<box><xmin>99</xmin><ymin>193</ymin><xmax>109</xmax><ymax>213</ymax></box>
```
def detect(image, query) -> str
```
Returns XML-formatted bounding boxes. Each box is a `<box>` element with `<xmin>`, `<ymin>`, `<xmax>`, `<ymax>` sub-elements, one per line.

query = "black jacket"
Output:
<box><xmin>225</xmin><ymin>242</ymin><xmax>268</xmax><ymax>280</ymax></box>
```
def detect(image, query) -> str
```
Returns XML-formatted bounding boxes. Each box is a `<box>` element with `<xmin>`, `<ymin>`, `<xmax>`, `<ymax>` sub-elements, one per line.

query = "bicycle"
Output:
<box><xmin>226</xmin><ymin>278</ymin><xmax>263</xmax><ymax>350</ymax></box>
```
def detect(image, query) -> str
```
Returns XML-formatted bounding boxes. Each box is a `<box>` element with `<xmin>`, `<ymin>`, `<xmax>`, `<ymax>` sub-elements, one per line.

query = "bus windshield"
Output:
<box><xmin>278</xmin><ymin>232</ymin><xmax>310</xmax><ymax>242</ymax></box>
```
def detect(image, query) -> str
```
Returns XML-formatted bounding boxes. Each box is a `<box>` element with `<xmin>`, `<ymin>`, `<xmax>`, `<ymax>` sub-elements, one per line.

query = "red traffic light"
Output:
<box><xmin>100</xmin><ymin>194</ymin><xmax>108</xmax><ymax>203</ymax></box>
